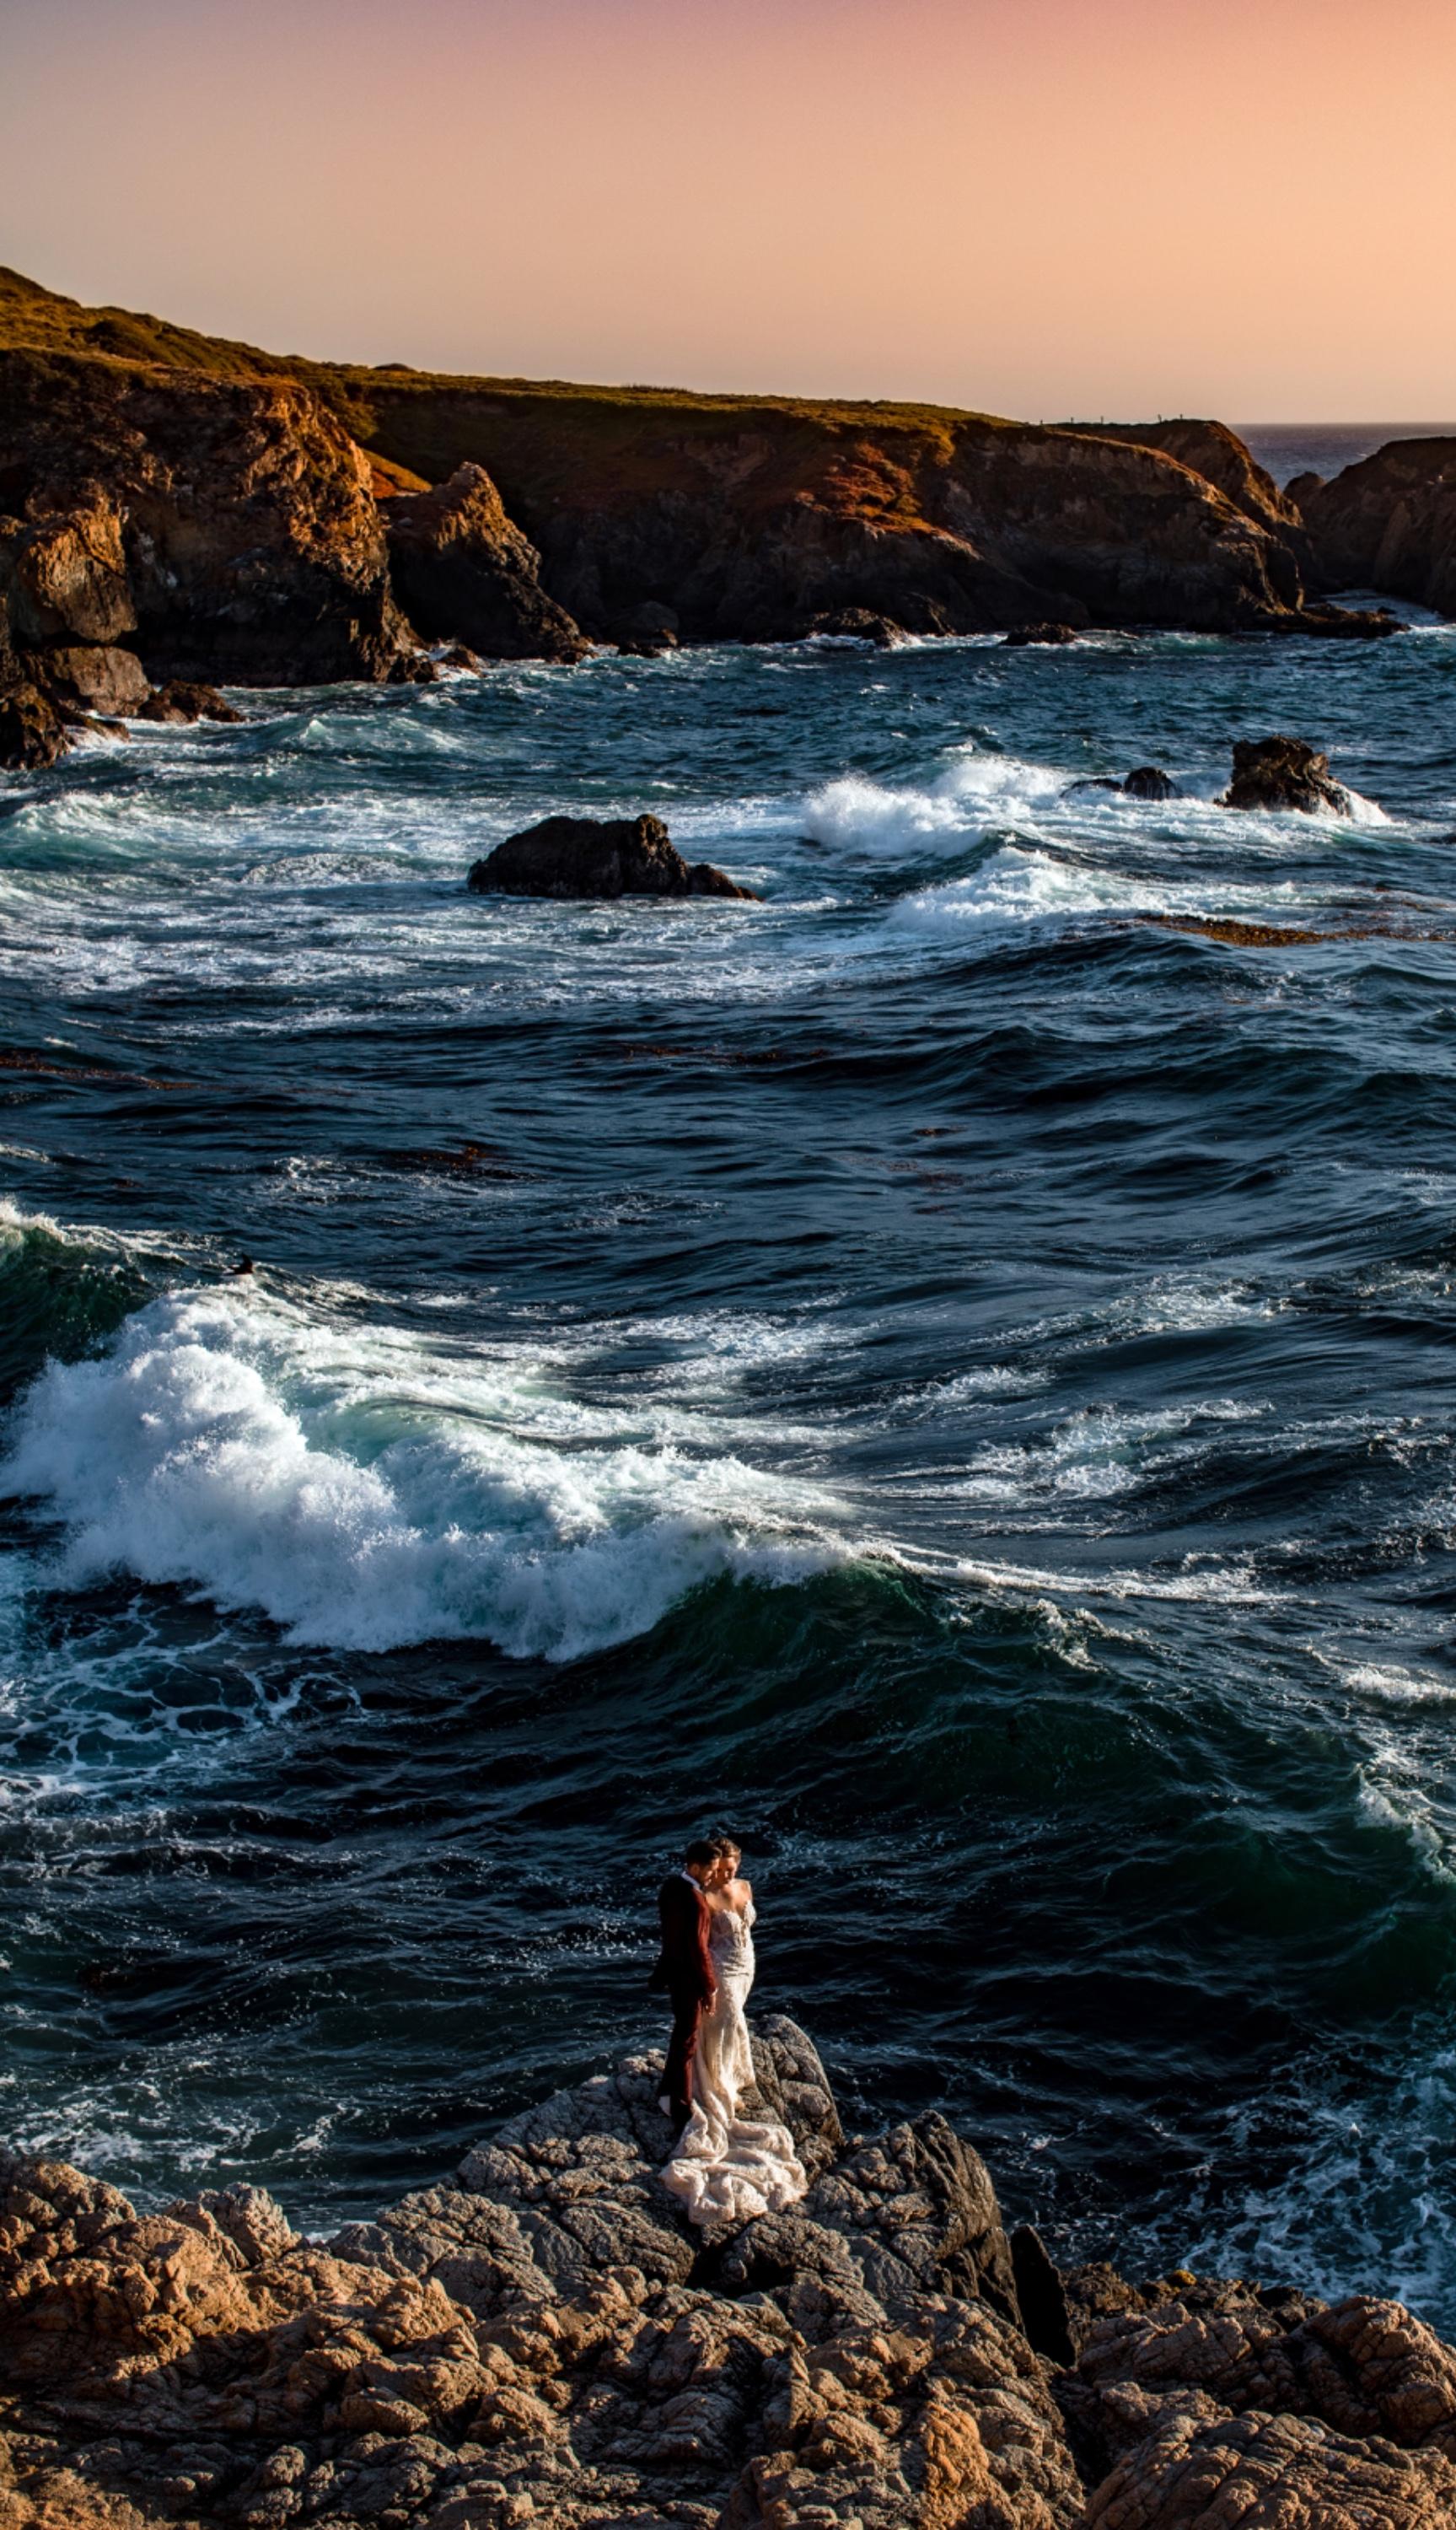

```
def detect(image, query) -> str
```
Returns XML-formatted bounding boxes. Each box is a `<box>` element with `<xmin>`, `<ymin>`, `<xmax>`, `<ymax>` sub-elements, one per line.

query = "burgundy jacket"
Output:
<box><xmin>649</xmin><ymin>1872</ymin><xmax>716</xmax><ymax>2002</ymax></box>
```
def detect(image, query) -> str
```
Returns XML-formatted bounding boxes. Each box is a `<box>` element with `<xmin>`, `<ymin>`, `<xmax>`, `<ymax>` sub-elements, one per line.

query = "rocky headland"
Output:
<box><xmin>4</xmin><ymin>2017</ymin><xmax>1456</xmax><ymax>2530</ymax></box>
<box><xmin>0</xmin><ymin>267</ymin><xmax>1422</xmax><ymax>773</ymax></box>
<box><xmin>1296</xmin><ymin>436</ymin><xmax>1456</xmax><ymax>617</ymax></box>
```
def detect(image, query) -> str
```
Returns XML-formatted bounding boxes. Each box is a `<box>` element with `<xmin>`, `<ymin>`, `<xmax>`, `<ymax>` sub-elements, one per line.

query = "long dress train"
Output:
<box><xmin>658</xmin><ymin>1899</ymin><xmax>808</xmax><ymax>2226</ymax></box>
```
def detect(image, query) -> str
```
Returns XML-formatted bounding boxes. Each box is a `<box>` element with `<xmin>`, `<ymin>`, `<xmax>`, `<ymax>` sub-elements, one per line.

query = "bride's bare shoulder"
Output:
<box><xmin>732</xmin><ymin>1875</ymin><xmax>753</xmax><ymax>1908</ymax></box>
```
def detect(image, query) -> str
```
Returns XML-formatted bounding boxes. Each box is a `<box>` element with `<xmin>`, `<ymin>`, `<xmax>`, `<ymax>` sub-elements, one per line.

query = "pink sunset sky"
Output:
<box><xmin>5</xmin><ymin>0</ymin><xmax>1453</xmax><ymax>421</ymax></box>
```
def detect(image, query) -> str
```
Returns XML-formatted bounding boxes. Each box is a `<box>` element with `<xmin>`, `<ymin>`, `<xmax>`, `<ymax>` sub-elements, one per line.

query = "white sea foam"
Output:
<box><xmin>803</xmin><ymin>756</ymin><xmax>1066</xmax><ymax>854</ymax></box>
<box><xmin>1</xmin><ymin>1287</ymin><xmax>849</xmax><ymax>1661</ymax></box>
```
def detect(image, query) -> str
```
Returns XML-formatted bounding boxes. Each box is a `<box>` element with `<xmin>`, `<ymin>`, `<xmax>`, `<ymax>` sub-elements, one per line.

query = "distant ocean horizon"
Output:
<box><xmin>1235</xmin><ymin>422</ymin><xmax>1455</xmax><ymax>486</ymax></box>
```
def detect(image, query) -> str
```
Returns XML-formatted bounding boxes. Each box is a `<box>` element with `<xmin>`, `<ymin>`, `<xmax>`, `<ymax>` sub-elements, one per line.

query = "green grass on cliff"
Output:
<box><xmin>0</xmin><ymin>265</ymin><xmax>1014</xmax><ymax>447</ymax></box>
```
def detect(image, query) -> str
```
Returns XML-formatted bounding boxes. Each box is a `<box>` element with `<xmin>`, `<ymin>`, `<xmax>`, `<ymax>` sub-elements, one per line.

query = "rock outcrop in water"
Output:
<box><xmin>380</xmin><ymin>464</ymin><xmax>590</xmax><ymax>665</ymax></box>
<box><xmin>1222</xmin><ymin>735</ymin><xmax>1355</xmax><ymax>816</ymax></box>
<box><xmin>1294</xmin><ymin>435</ymin><xmax>1456</xmax><ymax>616</ymax></box>
<box><xmin>5</xmin><ymin>2016</ymin><xmax>1456</xmax><ymax>2528</ymax></box>
<box><xmin>467</xmin><ymin>814</ymin><xmax>760</xmax><ymax>901</ymax></box>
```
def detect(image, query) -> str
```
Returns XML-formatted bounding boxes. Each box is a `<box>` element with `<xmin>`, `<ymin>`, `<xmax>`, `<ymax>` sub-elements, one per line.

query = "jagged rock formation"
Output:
<box><xmin>380</xmin><ymin>464</ymin><xmax>589</xmax><ymax>664</ymax></box>
<box><xmin>466</xmin><ymin>813</ymin><xmax>760</xmax><ymax>902</ymax></box>
<box><xmin>1221</xmin><ymin>735</ymin><xmax>1355</xmax><ymax>816</ymax></box>
<box><xmin>0</xmin><ymin>351</ymin><xmax>414</xmax><ymax>689</ymax></box>
<box><xmin>3</xmin><ymin>2016</ymin><xmax>1456</xmax><ymax>2528</ymax></box>
<box><xmin>1077</xmin><ymin>421</ymin><xmax>1305</xmax><ymax>548</ymax></box>
<box><xmin>1296</xmin><ymin>436</ymin><xmax>1456</xmax><ymax>616</ymax></box>
<box><xmin>0</xmin><ymin>266</ymin><xmax>1407</xmax><ymax>767</ymax></box>
<box><xmin>353</xmin><ymin>384</ymin><xmax>1324</xmax><ymax>647</ymax></box>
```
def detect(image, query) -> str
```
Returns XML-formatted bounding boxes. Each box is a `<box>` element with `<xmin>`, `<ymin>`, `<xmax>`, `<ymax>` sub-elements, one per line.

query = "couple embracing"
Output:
<box><xmin>650</xmin><ymin>1834</ymin><xmax>809</xmax><ymax>2226</ymax></box>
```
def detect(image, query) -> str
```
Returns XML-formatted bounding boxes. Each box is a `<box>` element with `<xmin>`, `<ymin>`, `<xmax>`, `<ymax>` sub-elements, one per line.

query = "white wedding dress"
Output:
<box><xmin>658</xmin><ymin>1898</ymin><xmax>809</xmax><ymax>2226</ymax></box>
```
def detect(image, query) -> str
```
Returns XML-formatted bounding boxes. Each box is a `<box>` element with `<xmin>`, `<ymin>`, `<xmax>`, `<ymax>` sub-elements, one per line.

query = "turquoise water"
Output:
<box><xmin>5</xmin><ymin>606</ymin><xmax>1456</xmax><ymax>2319</ymax></box>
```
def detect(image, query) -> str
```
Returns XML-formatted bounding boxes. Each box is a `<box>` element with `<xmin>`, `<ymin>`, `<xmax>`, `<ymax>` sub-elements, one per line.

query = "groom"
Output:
<box><xmin>649</xmin><ymin>1838</ymin><xmax>720</xmax><ymax>2129</ymax></box>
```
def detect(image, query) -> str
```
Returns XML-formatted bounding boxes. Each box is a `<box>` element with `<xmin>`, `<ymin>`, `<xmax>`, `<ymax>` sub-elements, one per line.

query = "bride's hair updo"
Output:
<box><xmin>709</xmin><ymin>1835</ymin><xmax>741</xmax><ymax>1866</ymax></box>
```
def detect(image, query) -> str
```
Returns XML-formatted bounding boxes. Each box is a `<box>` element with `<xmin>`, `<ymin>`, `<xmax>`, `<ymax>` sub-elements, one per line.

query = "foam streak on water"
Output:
<box><xmin>5</xmin><ymin>621</ymin><xmax>1456</xmax><ymax>2321</ymax></box>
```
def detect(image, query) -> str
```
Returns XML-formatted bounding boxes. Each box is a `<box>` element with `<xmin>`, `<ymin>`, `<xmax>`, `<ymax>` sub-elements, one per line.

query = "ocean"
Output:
<box><xmin>1240</xmin><ymin>423</ymin><xmax>1456</xmax><ymax>487</ymax></box>
<box><xmin>5</xmin><ymin>426</ymin><xmax>1456</xmax><ymax>2328</ymax></box>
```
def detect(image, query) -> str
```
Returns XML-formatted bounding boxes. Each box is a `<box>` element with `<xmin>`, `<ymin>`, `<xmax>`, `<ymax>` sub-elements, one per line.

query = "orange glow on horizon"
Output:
<box><xmin>4</xmin><ymin>0</ymin><xmax>1454</xmax><ymax>423</ymax></box>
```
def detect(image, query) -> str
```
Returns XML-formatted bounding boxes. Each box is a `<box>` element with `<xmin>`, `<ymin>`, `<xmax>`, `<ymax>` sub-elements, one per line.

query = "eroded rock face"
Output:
<box><xmin>0</xmin><ymin>676</ymin><xmax>70</xmax><ymax>769</ymax></box>
<box><xmin>5</xmin><ymin>2021</ymin><xmax>1456</xmax><ymax>2528</ymax></box>
<box><xmin>358</xmin><ymin>385</ymin><xmax>1330</xmax><ymax>643</ymax></box>
<box><xmin>1222</xmin><ymin>735</ymin><xmax>1355</xmax><ymax>816</ymax></box>
<box><xmin>1297</xmin><ymin>435</ymin><xmax>1456</xmax><ymax>616</ymax></box>
<box><xmin>384</xmin><ymin>462</ymin><xmax>589</xmax><ymax>663</ymax></box>
<box><xmin>0</xmin><ymin>495</ymin><xmax>137</xmax><ymax>646</ymax></box>
<box><xmin>0</xmin><ymin>348</ymin><xmax>415</xmax><ymax>686</ymax></box>
<box><xmin>467</xmin><ymin>811</ymin><xmax>760</xmax><ymax>902</ymax></box>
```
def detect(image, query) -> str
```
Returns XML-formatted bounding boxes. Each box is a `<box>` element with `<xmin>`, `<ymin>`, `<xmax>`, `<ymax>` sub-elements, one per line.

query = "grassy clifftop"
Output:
<box><xmin>0</xmin><ymin>265</ymin><xmax>1011</xmax><ymax>449</ymax></box>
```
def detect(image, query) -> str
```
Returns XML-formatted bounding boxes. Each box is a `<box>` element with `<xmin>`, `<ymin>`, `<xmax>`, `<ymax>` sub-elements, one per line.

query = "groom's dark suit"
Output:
<box><xmin>649</xmin><ymin>1871</ymin><xmax>717</xmax><ymax>2122</ymax></box>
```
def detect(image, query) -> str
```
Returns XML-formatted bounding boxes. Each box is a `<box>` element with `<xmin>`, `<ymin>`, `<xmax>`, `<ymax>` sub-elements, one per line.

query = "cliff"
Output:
<box><xmin>0</xmin><ymin>268</ymin><xmax>1389</xmax><ymax>719</ymax></box>
<box><xmin>3</xmin><ymin>2018</ymin><xmax>1455</xmax><ymax>2530</ymax></box>
<box><xmin>1295</xmin><ymin>436</ymin><xmax>1456</xmax><ymax>615</ymax></box>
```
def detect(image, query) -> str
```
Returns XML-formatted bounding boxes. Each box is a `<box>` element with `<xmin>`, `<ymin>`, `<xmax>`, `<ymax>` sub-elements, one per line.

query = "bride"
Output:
<box><xmin>658</xmin><ymin>1838</ymin><xmax>809</xmax><ymax>2226</ymax></box>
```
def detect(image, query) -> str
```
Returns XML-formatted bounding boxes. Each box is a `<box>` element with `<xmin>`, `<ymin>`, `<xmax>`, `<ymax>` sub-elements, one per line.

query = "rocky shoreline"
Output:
<box><xmin>5</xmin><ymin>267</ymin><xmax>1451</xmax><ymax>778</ymax></box>
<box><xmin>4</xmin><ymin>2016</ymin><xmax>1456</xmax><ymax>2528</ymax></box>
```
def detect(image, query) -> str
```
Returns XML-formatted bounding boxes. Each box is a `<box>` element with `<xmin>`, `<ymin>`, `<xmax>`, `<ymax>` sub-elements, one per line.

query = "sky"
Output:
<box><xmin>3</xmin><ymin>0</ymin><xmax>1453</xmax><ymax>422</ymax></box>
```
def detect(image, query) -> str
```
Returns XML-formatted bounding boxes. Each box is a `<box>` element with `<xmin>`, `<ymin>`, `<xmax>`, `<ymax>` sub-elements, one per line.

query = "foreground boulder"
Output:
<box><xmin>1222</xmin><ymin>735</ymin><xmax>1355</xmax><ymax>816</ymax></box>
<box><xmin>5</xmin><ymin>2018</ymin><xmax>1456</xmax><ymax>2527</ymax></box>
<box><xmin>383</xmin><ymin>461</ymin><xmax>589</xmax><ymax>663</ymax></box>
<box><xmin>467</xmin><ymin>811</ymin><xmax>760</xmax><ymax>901</ymax></box>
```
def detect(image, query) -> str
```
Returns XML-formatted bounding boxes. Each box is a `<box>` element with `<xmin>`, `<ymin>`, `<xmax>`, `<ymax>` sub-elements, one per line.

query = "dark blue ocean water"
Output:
<box><xmin>1240</xmin><ymin>423</ymin><xmax>1456</xmax><ymax>487</ymax></box>
<box><xmin>6</xmin><ymin>584</ymin><xmax>1456</xmax><ymax>2317</ymax></box>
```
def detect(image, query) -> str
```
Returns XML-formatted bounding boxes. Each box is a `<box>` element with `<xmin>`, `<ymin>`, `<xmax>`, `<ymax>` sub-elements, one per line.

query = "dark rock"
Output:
<box><xmin>35</xmin><ymin>642</ymin><xmax>150</xmax><ymax>715</ymax></box>
<box><xmin>466</xmin><ymin>813</ymin><xmax>759</xmax><ymax>902</ymax></box>
<box><xmin>135</xmin><ymin>679</ymin><xmax>243</xmax><ymax>724</ymax></box>
<box><xmin>0</xmin><ymin>494</ymin><xmax>137</xmax><ymax>645</ymax></box>
<box><xmin>1011</xmin><ymin>2220</ymin><xmax>1077</xmax><ymax>2365</ymax></box>
<box><xmin>0</xmin><ymin>677</ymin><xmax>71</xmax><ymax>769</ymax></box>
<box><xmin>1123</xmin><ymin>765</ymin><xmax>1179</xmax><ymax>799</ymax></box>
<box><xmin>611</xmin><ymin>600</ymin><xmax>680</xmax><ymax>651</ymax></box>
<box><xmin>434</xmin><ymin>641</ymin><xmax>485</xmax><ymax>672</ymax></box>
<box><xmin>1298</xmin><ymin>435</ymin><xmax>1456</xmax><ymax>615</ymax></box>
<box><xmin>384</xmin><ymin>462</ymin><xmax>589</xmax><ymax>663</ymax></box>
<box><xmin>0</xmin><ymin>349</ymin><xmax>414</xmax><ymax>684</ymax></box>
<box><xmin>1003</xmin><ymin>619</ymin><xmax>1079</xmax><ymax>645</ymax></box>
<box><xmin>1222</xmin><ymin>735</ymin><xmax>1355</xmax><ymax>816</ymax></box>
<box><xmin>1286</xmin><ymin>469</ymin><xmax>1324</xmax><ymax>509</ymax></box>
<box><xmin>808</xmin><ymin>606</ymin><xmax>905</xmax><ymax>646</ymax></box>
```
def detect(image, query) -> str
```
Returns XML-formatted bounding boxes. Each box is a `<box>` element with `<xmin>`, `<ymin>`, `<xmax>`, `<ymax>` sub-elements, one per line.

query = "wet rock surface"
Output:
<box><xmin>3</xmin><ymin>2018</ymin><xmax>1455</xmax><ymax>2527</ymax></box>
<box><xmin>466</xmin><ymin>813</ymin><xmax>760</xmax><ymax>902</ymax></box>
<box><xmin>1221</xmin><ymin>735</ymin><xmax>1355</xmax><ymax>816</ymax></box>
